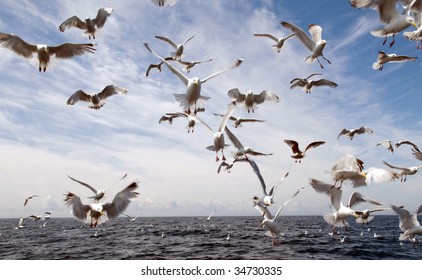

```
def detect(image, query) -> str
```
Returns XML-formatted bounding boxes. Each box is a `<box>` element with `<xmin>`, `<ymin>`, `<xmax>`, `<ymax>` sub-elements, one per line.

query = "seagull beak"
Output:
<box><xmin>354</xmin><ymin>213</ymin><xmax>359</xmax><ymax>218</ymax></box>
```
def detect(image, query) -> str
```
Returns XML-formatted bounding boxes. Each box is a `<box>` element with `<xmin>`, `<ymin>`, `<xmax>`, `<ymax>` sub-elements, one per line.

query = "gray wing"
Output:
<box><xmin>392</xmin><ymin>205</ymin><xmax>413</xmax><ymax>231</ymax></box>
<box><xmin>64</xmin><ymin>192</ymin><xmax>91</xmax><ymax>221</ymax></box>
<box><xmin>0</xmin><ymin>33</ymin><xmax>37</xmax><ymax>58</ymax></box>
<box><xmin>201</xmin><ymin>58</ymin><xmax>243</xmax><ymax>83</ymax></box>
<box><xmin>67</xmin><ymin>175</ymin><xmax>98</xmax><ymax>194</ymax></box>
<box><xmin>144</xmin><ymin>41</ymin><xmax>189</xmax><ymax>85</ymax></box>
<box><xmin>337</xmin><ymin>128</ymin><xmax>350</xmax><ymax>139</ymax></box>
<box><xmin>67</xmin><ymin>90</ymin><xmax>92</xmax><ymax>105</ymax></box>
<box><xmin>93</xmin><ymin>7</ymin><xmax>113</xmax><ymax>29</ymax></box>
<box><xmin>59</xmin><ymin>16</ymin><xmax>86</xmax><ymax>31</ymax></box>
<box><xmin>253</xmin><ymin>90</ymin><xmax>279</xmax><ymax>104</ymax></box>
<box><xmin>227</xmin><ymin>88</ymin><xmax>246</xmax><ymax>102</ymax></box>
<box><xmin>348</xmin><ymin>191</ymin><xmax>382</xmax><ymax>208</ymax></box>
<box><xmin>304</xmin><ymin>141</ymin><xmax>325</xmax><ymax>152</ymax></box>
<box><xmin>224</xmin><ymin>126</ymin><xmax>243</xmax><ymax>149</ymax></box>
<box><xmin>413</xmin><ymin>148</ymin><xmax>422</xmax><ymax>161</ymax></box>
<box><xmin>383</xmin><ymin>160</ymin><xmax>407</xmax><ymax>171</ymax></box>
<box><xmin>155</xmin><ymin>35</ymin><xmax>178</xmax><ymax>49</ymax></box>
<box><xmin>284</xmin><ymin>139</ymin><xmax>301</xmax><ymax>154</ymax></box>
<box><xmin>395</xmin><ymin>140</ymin><xmax>420</xmax><ymax>152</ymax></box>
<box><xmin>247</xmin><ymin>158</ymin><xmax>268</xmax><ymax>196</ymax></box>
<box><xmin>103</xmin><ymin>182</ymin><xmax>139</xmax><ymax>219</ymax></box>
<box><xmin>377</xmin><ymin>140</ymin><xmax>394</xmax><ymax>153</ymax></box>
<box><xmin>281</xmin><ymin>21</ymin><xmax>314</xmax><ymax>51</ymax></box>
<box><xmin>253</xmin><ymin>33</ymin><xmax>279</xmax><ymax>42</ymax></box>
<box><xmin>182</xmin><ymin>34</ymin><xmax>195</xmax><ymax>45</ymax></box>
<box><xmin>313</xmin><ymin>79</ymin><xmax>338</xmax><ymax>88</ymax></box>
<box><xmin>47</xmin><ymin>43</ymin><xmax>96</xmax><ymax>59</ymax></box>
<box><xmin>98</xmin><ymin>85</ymin><xmax>128</xmax><ymax>100</ymax></box>
<box><xmin>355</xmin><ymin>126</ymin><xmax>373</xmax><ymax>135</ymax></box>
<box><xmin>309</xmin><ymin>178</ymin><xmax>341</xmax><ymax>211</ymax></box>
<box><xmin>273</xmin><ymin>186</ymin><xmax>304</xmax><ymax>221</ymax></box>
<box><xmin>217</xmin><ymin>101</ymin><xmax>236</xmax><ymax>133</ymax></box>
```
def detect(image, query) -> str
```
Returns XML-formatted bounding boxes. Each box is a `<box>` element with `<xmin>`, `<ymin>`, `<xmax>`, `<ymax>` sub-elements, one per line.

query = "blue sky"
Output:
<box><xmin>0</xmin><ymin>0</ymin><xmax>421</xmax><ymax>219</ymax></box>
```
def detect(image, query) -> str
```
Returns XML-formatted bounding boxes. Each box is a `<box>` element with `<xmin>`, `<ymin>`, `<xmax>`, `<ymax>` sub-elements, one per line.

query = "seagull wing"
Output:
<box><xmin>396</xmin><ymin>140</ymin><xmax>421</xmax><ymax>152</ymax></box>
<box><xmin>201</xmin><ymin>58</ymin><xmax>243</xmax><ymax>83</ymax></box>
<box><xmin>273</xmin><ymin>186</ymin><xmax>304</xmax><ymax>221</ymax></box>
<box><xmin>253</xmin><ymin>90</ymin><xmax>279</xmax><ymax>104</ymax></box>
<box><xmin>383</xmin><ymin>160</ymin><xmax>408</xmax><ymax>171</ymax></box>
<box><xmin>304</xmin><ymin>141</ymin><xmax>326</xmax><ymax>153</ymax></box>
<box><xmin>313</xmin><ymin>79</ymin><xmax>338</xmax><ymax>88</ymax></box>
<box><xmin>217</xmin><ymin>101</ymin><xmax>236</xmax><ymax>133</ymax></box>
<box><xmin>59</xmin><ymin>16</ymin><xmax>87</xmax><ymax>31</ymax></box>
<box><xmin>0</xmin><ymin>33</ymin><xmax>37</xmax><ymax>58</ymax></box>
<box><xmin>155</xmin><ymin>35</ymin><xmax>178</xmax><ymax>49</ymax></box>
<box><xmin>281</xmin><ymin>21</ymin><xmax>314</xmax><ymax>51</ymax></box>
<box><xmin>253</xmin><ymin>198</ymin><xmax>273</xmax><ymax>220</ymax></box>
<box><xmin>64</xmin><ymin>192</ymin><xmax>91</xmax><ymax>221</ymax></box>
<box><xmin>224</xmin><ymin>126</ymin><xmax>243</xmax><ymax>149</ymax></box>
<box><xmin>227</xmin><ymin>88</ymin><xmax>246</xmax><ymax>102</ymax></box>
<box><xmin>348</xmin><ymin>191</ymin><xmax>382</xmax><ymax>208</ymax></box>
<box><xmin>98</xmin><ymin>85</ymin><xmax>128</xmax><ymax>100</ymax></box>
<box><xmin>356</xmin><ymin>126</ymin><xmax>373</xmax><ymax>135</ymax></box>
<box><xmin>182</xmin><ymin>34</ymin><xmax>195</xmax><ymax>45</ymax></box>
<box><xmin>413</xmin><ymin>148</ymin><xmax>422</xmax><ymax>161</ymax></box>
<box><xmin>47</xmin><ymin>43</ymin><xmax>96</xmax><ymax>59</ymax></box>
<box><xmin>93</xmin><ymin>7</ymin><xmax>113</xmax><ymax>29</ymax></box>
<box><xmin>247</xmin><ymin>158</ymin><xmax>268</xmax><ymax>196</ymax></box>
<box><xmin>364</xmin><ymin>167</ymin><xmax>400</xmax><ymax>185</ymax></box>
<box><xmin>67</xmin><ymin>90</ymin><xmax>92</xmax><ymax>105</ymax></box>
<box><xmin>337</xmin><ymin>128</ymin><xmax>350</xmax><ymax>139</ymax></box>
<box><xmin>377</xmin><ymin>140</ymin><xmax>394</xmax><ymax>153</ymax></box>
<box><xmin>308</xmin><ymin>24</ymin><xmax>323</xmax><ymax>43</ymax></box>
<box><xmin>392</xmin><ymin>205</ymin><xmax>414</xmax><ymax>231</ymax></box>
<box><xmin>309</xmin><ymin>178</ymin><xmax>341</xmax><ymax>211</ymax></box>
<box><xmin>284</xmin><ymin>139</ymin><xmax>301</xmax><ymax>154</ymax></box>
<box><xmin>389</xmin><ymin>55</ymin><xmax>417</xmax><ymax>63</ymax></box>
<box><xmin>253</xmin><ymin>33</ymin><xmax>279</xmax><ymax>42</ymax></box>
<box><xmin>67</xmin><ymin>175</ymin><xmax>98</xmax><ymax>194</ymax></box>
<box><xmin>103</xmin><ymin>182</ymin><xmax>139</xmax><ymax>219</ymax></box>
<box><xmin>412</xmin><ymin>204</ymin><xmax>422</xmax><ymax>226</ymax></box>
<box><xmin>305</xmin><ymin>73</ymin><xmax>324</xmax><ymax>80</ymax></box>
<box><xmin>144</xmin><ymin>42</ymin><xmax>189</xmax><ymax>85</ymax></box>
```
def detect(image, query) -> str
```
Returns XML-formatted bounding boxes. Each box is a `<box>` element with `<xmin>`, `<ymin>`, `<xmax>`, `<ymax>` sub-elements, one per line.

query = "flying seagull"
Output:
<box><xmin>253</xmin><ymin>32</ymin><xmax>295</xmax><ymax>53</ymax></box>
<box><xmin>165</xmin><ymin>57</ymin><xmax>213</xmax><ymax>73</ymax></box>
<box><xmin>290</xmin><ymin>73</ymin><xmax>337</xmax><ymax>94</ymax></box>
<box><xmin>0</xmin><ymin>33</ymin><xmax>96</xmax><ymax>72</ymax></box>
<box><xmin>159</xmin><ymin>111</ymin><xmax>201</xmax><ymax>133</ymax></box>
<box><xmin>64</xmin><ymin>182</ymin><xmax>139</xmax><ymax>228</ymax></box>
<box><xmin>337</xmin><ymin>126</ymin><xmax>373</xmax><ymax>140</ymax></box>
<box><xmin>144</xmin><ymin>41</ymin><xmax>243</xmax><ymax>114</ymax></box>
<box><xmin>395</xmin><ymin>140</ymin><xmax>420</xmax><ymax>152</ymax></box>
<box><xmin>227</xmin><ymin>88</ymin><xmax>279</xmax><ymax>113</ymax></box>
<box><xmin>283</xmin><ymin>139</ymin><xmax>325</xmax><ymax>163</ymax></box>
<box><xmin>59</xmin><ymin>7</ymin><xmax>114</xmax><ymax>39</ymax></box>
<box><xmin>146</xmin><ymin>61</ymin><xmax>164</xmax><ymax>76</ymax></box>
<box><xmin>225</xmin><ymin>126</ymin><xmax>273</xmax><ymax>159</ymax></box>
<box><xmin>67</xmin><ymin>173</ymin><xmax>127</xmax><ymax>202</ymax></box>
<box><xmin>383</xmin><ymin>160</ymin><xmax>422</xmax><ymax>181</ymax></box>
<box><xmin>349</xmin><ymin>0</ymin><xmax>418</xmax><ymax>47</ymax></box>
<box><xmin>155</xmin><ymin>34</ymin><xmax>195</xmax><ymax>60</ymax></box>
<box><xmin>309</xmin><ymin>178</ymin><xmax>382</xmax><ymax>234</ymax></box>
<box><xmin>66</xmin><ymin>85</ymin><xmax>128</xmax><ymax>110</ymax></box>
<box><xmin>281</xmin><ymin>21</ymin><xmax>331</xmax><ymax>68</ymax></box>
<box><xmin>372</xmin><ymin>50</ymin><xmax>417</xmax><ymax>70</ymax></box>
<box><xmin>213</xmin><ymin>113</ymin><xmax>265</xmax><ymax>128</ymax></box>
<box><xmin>206</xmin><ymin>210</ymin><xmax>216</xmax><ymax>221</ymax></box>
<box><xmin>391</xmin><ymin>204</ymin><xmax>422</xmax><ymax>243</ymax></box>
<box><xmin>24</xmin><ymin>195</ymin><xmax>38</xmax><ymax>207</ymax></box>
<box><xmin>376</xmin><ymin>139</ymin><xmax>394</xmax><ymax>153</ymax></box>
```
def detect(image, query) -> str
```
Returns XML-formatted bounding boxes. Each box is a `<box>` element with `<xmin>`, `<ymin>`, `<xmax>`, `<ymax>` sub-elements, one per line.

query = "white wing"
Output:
<box><xmin>103</xmin><ymin>182</ymin><xmax>139</xmax><ymax>219</ymax></box>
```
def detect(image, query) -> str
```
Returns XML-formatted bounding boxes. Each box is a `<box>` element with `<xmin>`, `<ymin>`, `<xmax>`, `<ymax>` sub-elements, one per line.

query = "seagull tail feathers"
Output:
<box><xmin>304</xmin><ymin>55</ymin><xmax>316</xmax><ymax>64</ymax></box>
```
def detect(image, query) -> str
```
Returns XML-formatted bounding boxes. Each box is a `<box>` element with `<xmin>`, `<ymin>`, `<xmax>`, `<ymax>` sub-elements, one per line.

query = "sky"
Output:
<box><xmin>0</xmin><ymin>0</ymin><xmax>421</xmax><ymax>220</ymax></box>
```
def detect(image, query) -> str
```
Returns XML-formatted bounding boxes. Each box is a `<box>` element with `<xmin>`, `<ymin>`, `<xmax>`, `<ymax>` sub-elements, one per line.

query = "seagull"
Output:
<box><xmin>395</xmin><ymin>140</ymin><xmax>421</xmax><ymax>152</ymax></box>
<box><xmin>212</xmin><ymin>113</ymin><xmax>265</xmax><ymax>128</ymax></box>
<box><xmin>253</xmin><ymin>32</ymin><xmax>295</xmax><ymax>53</ymax></box>
<box><xmin>225</xmin><ymin>127</ymin><xmax>273</xmax><ymax>159</ymax></box>
<box><xmin>191</xmin><ymin>101</ymin><xmax>236</xmax><ymax>161</ymax></box>
<box><xmin>122</xmin><ymin>213</ymin><xmax>137</xmax><ymax>221</ymax></box>
<box><xmin>391</xmin><ymin>203</ymin><xmax>422</xmax><ymax>243</ymax></box>
<box><xmin>247</xmin><ymin>157</ymin><xmax>289</xmax><ymax>207</ymax></box>
<box><xmin>257</xmin><ymin>186</ymin><xmax>304</xmax><ymax>245</ymax></box>
<box><xmin>355</xmin><ymin>207</ymin><xmax>389</xmax><ymax>224</ymax></box>
<box><xmin>227</xmin><ymin>88</ymin><xmax>279</xmax><ymax>113</ymax></box>
<box><xmin>66</xmin><ymin>85</ymin><xmax>128</xmax><ymax>110</ymax></box>
<box><xmin>67</xmin><ymin>173</ymin><xmax>127</xmax><ymax>202</ymax></box>
<box><xmin>151</xmin><ymin>0</ymin><xmax>177</xmax><ymax>7</ymax></box>
<box><xmin>165</xmin><ymin>57</ymin><xmax>213</xmax><ymax>73</ymax></box>
<box><xmin>337</xmin><ymin>126</ymin><xmax>373</xmax><ymax>140</ymax></box>
<box><xmin>58</xmin><ymin>7</ymin><xmax>113</xmax><ymax>39</ymax></box>
<box><xmin>309</xmin><ymin>178</ymin><xmax>382</xmax><ymax>233</ymax></box>
<box><xmin>24</xmin><ymin>195</ymin><xmax>38</xmax><ymax>206</ymax></box>
<box><xmin>15</xmin><ymin>217</ymin><xmax>26</xmax><ymax>230</ymax></box>
<box><xmin>64</xmin><ymin>182</ymin><xmax>139</xmax><ymax>228</ymax></box>
<box><xmin>281</xmin><ymin>21</ymin><xmax>331</xmax><ymax>68</ymax></box>
<box><xmin>283</xmin><ymin>139</ymin><xmax>325</xmax><ymax>163</ymax></box>
<box><xmin>155</xmin><ymin>34</ymin><xmax>195</xmax><ymax>60</ymax></box>
<box><xmin>159</xmin><ymin>111</ymin><xmax>202</xmax><ymax>133</ymax></box>
<box><xmin>144</xmin><ymin>41</ymin><xmax>243</xmax><ymax>114</ymax></box>
<box><xmin>372</xmin><ymin>50</ymin><xmax>417</xmax><ymax>70</ymax></box>
<box><xmin>146</xmin><ymin>61</ymin><xmax>164</xmax><ymax>76</ymax></box>
<box><xmin>349</xmin><ymin>0</ymin><xmax>417</xmax><ymax>47</ymax></box>
<box><xmin>0</xmin><ymin>33</ymin><xmax>96</xmax><ymax>72</ymax></box>
<box><xmin>217</xmin><ymin>157</ymin><xmax>248</xmax><ymax>174</ymax></box>
<box><xmin>290</xmin><ymin>73</ymin><xmax>338</xmax><ymax>94</ymax></box>
<box><xmin>206</xmin><ymin>210</ymin><xmax>216</xmax><ymax>221</ymax></box>
<box><xmin>383</xmin><ymin>160</ymin><xmax>422</xmax><ymax>181</ymax></box>
<box><xmin>330</xmin><ymin>154</ymin><xmax>400</xmax><ymax>188</ymax></box>
<box><xmin>403</xmin><ymin>11</ymin><xmax>422</xmax><ymax>48</ymax></box>
<box><xmin>376</xmin><ymin>139</ymin><xmax>394</xmax><ymax>153</ymax></box>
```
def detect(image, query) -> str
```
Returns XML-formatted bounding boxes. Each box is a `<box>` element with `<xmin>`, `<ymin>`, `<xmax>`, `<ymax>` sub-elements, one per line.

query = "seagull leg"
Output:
<box><xmin>322</xmin><ymin>54</ymin><xmax>331</xmax><ymax>64</ymax></box>
<box><xmin>389</xmin><ymin>34</ymin><xmax>396</xmax><ymax>48</ymax></box>
<box><xmin>382</xmin><ymin>35</ymin><xmax>388</xmax><ymax>46</ymax></box>
<box><xmin>316</xmin><ymin>58</ymin><xmax>324</xmax><ymax>69</ymax></box>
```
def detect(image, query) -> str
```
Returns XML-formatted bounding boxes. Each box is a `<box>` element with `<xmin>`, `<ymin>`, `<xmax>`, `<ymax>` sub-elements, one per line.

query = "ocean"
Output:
<box><xmin>0</xmin><ymin>215</ymin><xmax>421</xmax><ymax>260</ymax></box>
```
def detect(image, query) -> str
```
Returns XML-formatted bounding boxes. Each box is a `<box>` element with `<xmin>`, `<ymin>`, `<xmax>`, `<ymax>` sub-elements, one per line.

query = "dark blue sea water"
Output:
<box><xmin>0</xmin><ymin>215</ymin><xmax>421</xmax><ymax>260</ymax></box>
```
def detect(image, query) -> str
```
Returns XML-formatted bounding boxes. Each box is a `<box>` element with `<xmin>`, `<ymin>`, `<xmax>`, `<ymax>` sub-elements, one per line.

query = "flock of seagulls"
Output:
<box><xmin>2</xmin><ymin>1</ymin><xmax>422</xmax><ymax>247</ymax></box>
